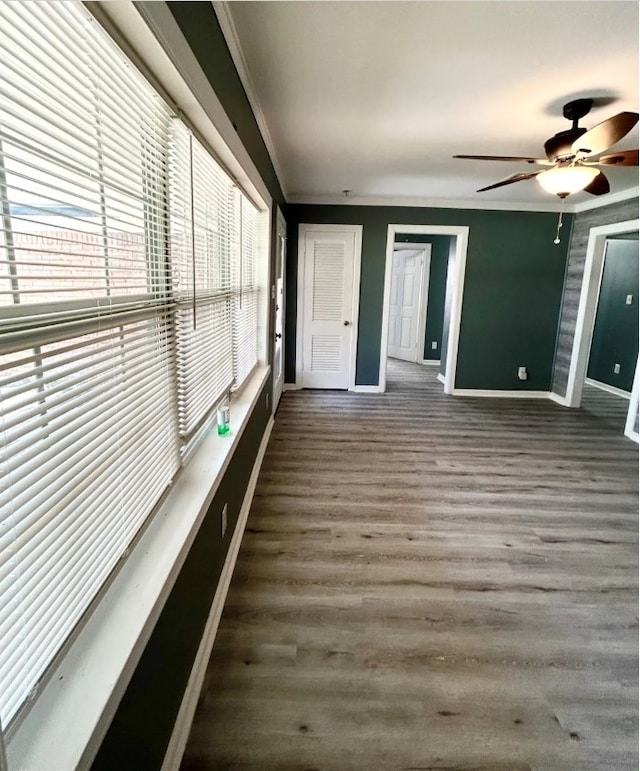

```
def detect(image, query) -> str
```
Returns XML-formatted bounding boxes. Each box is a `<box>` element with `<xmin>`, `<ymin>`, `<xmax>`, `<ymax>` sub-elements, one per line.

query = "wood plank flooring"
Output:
<box><xmin>181</xmin><ymin>360</ymin><xmax>638</xmax><ymax>771</ymax></box>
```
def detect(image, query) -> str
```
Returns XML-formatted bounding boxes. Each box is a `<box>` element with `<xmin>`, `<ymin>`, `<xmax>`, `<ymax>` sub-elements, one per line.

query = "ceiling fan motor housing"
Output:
<box><xmin>544</xmin><ymin>127</ymin><xmax>587</xmax><ymax>161</ymax></box>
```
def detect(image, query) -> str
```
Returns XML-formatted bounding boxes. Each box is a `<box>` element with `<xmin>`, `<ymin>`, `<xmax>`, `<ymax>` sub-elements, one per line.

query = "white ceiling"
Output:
<box><xmin>222</xmin><ymin>1</ymin><xmax>639</xmax><ymax>209</ymax></box>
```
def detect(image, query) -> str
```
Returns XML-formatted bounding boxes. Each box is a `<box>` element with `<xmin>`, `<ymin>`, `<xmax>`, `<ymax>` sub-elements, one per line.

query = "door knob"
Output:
<box><xmin>343</xmin><ymin>320</ymin><xmax>350</xmax><ymax>326</ymax></box>
<box><xmin>275</xmin><ymin>333</ymin><xmax>282</xmax><ymax>339</ymax></box>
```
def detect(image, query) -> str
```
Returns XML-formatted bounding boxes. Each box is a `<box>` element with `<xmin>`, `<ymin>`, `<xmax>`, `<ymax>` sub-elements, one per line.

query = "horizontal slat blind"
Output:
<box><xmin>0</xmin><ymin>1</ymin><xmax>171</xmax><ymax>309</ymax></box>
<box><xmin>0</xmin><ymin>0</ymin><xmax>180</xmax><ymax>728</ymax></box>
<box><xmin>232</xmin><ymin>195</ymin><xmax>259</xmax><ymax>388</ymax></box>
<box><xmin>170</xmin><ymin>122</ymin><xmax>234</xmax><ymax>441</ymax></box>
<box><xmin>0</xmin><ymin>316</ymin><xmax>178</xmax><ymax>723</ymax></box>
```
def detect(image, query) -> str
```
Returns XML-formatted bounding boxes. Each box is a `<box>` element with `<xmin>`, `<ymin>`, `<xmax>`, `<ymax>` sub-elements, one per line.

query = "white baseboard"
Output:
<box><xmin>452</xmin><ymin>389</ymin><xmax>551</xmax><ymax>399</ymax></box>
<box><xmin>285</xmin><ymin>383</ymin><xmax>384</xmax><ymax>394</ymax></box>
<box><xmin>436</xmin><ymin>373</ymin><xmax>445</xmax><ymax>384</ymax></box>
<box><xmin>161</xmin><ymin>416</ymin><xmax>275</xmax><ymax>771</ymax></box>
<box><xmin>585</xmin><ymin>377</ymin><xmax>632</xmax><ymax>400</ymax></box>
<box><xmin>420</xmin><ymin>359</ymin><xmax>441</xmax><ymax>366</ymax></box>
<box><xmin>548</xmin><ymin>392</ymin><xmax>570</xmax><ymax>406</ymax></box>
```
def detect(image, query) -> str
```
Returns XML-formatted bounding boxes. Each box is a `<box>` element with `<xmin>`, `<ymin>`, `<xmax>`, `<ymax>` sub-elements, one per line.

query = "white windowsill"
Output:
<box><xmin>6</xmin><ymin>364</ymin><xmax>271</xmax><ymax>771</ymax></box>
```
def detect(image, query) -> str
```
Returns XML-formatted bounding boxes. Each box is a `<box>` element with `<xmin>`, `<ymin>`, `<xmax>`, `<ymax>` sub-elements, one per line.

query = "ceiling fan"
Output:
<box><xmin>454</xmin><ymin>98</ymin><xmax>639</xmax><ymax>198</ymax></box>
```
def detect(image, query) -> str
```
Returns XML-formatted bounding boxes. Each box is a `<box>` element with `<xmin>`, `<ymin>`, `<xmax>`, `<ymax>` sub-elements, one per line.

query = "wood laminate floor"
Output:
<box><xmin>181</xmin><ymin>360</ymin><xmax>639</xmax><ymax>771</ymax></box>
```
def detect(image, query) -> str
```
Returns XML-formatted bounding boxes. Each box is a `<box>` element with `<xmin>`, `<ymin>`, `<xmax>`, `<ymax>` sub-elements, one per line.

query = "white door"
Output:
<box><xmin>273</xmin><ymin>207</ymin><xmax>286</xmax><ymax>410</ymax></box>
<box><xmin>388</xmin><ymin>248</ymin><xmax>427</xmax><ymax>362</ymax></box>
<box><xmin>299</xmin><ymin>225</ymin><xmax>362</xmax><ymax>389</ymax></box>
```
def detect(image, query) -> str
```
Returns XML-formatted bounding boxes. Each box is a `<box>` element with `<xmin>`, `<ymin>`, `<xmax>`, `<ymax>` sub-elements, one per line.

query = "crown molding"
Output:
<box><xmin>212</xmin><ymin>1</ymin><xmax>289</xmax><ymax>200</ymax></box>
<box><xmin>286</xmin><ymin>193</ymin><xmax>566</xmax><ymax>213</ymax></box>
<box><xmin>570</xmin><ymin>186</ymin><xmax>639</xmax><ymax>213</ymax></box>
<box><xmin>288</xmin><ymin>186</ymin><xmax>640</xmax><ymax>214</ymax></box>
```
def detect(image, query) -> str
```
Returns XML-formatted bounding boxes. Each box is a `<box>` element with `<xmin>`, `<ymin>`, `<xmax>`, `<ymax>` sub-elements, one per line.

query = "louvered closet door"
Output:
<box><xmin>301</xmin><ymin>228</ymin><xmax>358</xmax><ymax>388</ymax></box>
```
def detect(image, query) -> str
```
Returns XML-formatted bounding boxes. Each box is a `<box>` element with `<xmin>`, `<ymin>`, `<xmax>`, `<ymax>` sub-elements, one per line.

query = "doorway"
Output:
<box><xmin>380</xmin><ymin>224</ymin><xmax>469</xmax><ymax>394</ymax></box>
<box><xmin>565</xmin><ymin>218</ymin><xmax>640</xmax><ymax>441</ymax></box>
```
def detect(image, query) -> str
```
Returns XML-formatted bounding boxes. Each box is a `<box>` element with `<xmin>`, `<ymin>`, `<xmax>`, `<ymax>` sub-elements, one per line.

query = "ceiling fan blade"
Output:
<box><xmin>571</xmin><ymin>112</ymin><xmax>639</xmax><ymax>157</ymax></box>
<box><xmin>596</xmin><ymin>149</ymin><xmax>639</xmax><ymax>167</ymax></box>
<box><xmin>583</xmin><ymin>171</ymin><xmax>610</xmax><ymax>196</ymax></box>
<box><xmin>454</xmin><ymin>154</ymin><xmax>549</xmax><ymax>164</ymax></box>
<box><xmin>476</xmin><ymin>170</ymin><xmax>543</xmax><ymax>192</ymax></box>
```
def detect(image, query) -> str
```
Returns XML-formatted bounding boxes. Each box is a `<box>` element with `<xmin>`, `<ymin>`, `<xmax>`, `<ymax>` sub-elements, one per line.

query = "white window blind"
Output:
<box><xmin>232</xmin><ymin>195</ymin><xmax>259</xmax><ymax>388</ymax></box>
<box><xmin>170</xmin><ymin>122</ymin><xmax>259</xmax><ymax>443</ymax></box>
<box><xmin>0</xmin><ymin>0</ymin><xmax>179</xmax><ymax>728</ymax></box>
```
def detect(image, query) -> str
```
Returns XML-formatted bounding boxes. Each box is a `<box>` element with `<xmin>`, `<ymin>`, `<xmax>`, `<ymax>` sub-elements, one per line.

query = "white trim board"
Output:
<box><xmin>565</xmin><ymin>218</ymin><xmax>640</xmax><ymax>408</ymax></box>
<box><xmin>421</xmin><ymin>359</ymin><xmax>441</xmax><ymax>366</ymax></box>
<box><xmin>161</xmin><ymin>416</ymin><xmax>275</xmax><ymax>771</ymax></box>
<box><xmin>272</xmin><ymin>206</ymin><xmax>287</xmax><ymax>411</ymax></box>
<box><xmin>585</xmin><ymin>378</ymin><xmax>632</xmax><ymax>400</ymax></box>
<box><xmin>452</xmin><ymin>389</ymin><xmax>550</xmax><ymax>399</ymax></box>
<box><xmin>295</xmin><ymin>223</ymin><xmax>363</xmax><ymax>391</ymax></box>
<box><xmin>436</xmin><ymin>373</ymin><xmax>445</xmax><ymax>384</ymax></box>
<box><xmin>380</xmin><ymin>224</ymin><xmax>469</xmax><ymax>396</ymax></box>
<box><xmin>352</xmin><ymin>385</ymin><xmax>384</xmax><ymax>394</ymax></box>
<box><xmin>288</xmin><ymin>193</ymin><xmax>564</xmax><ymax>213</ymax></box>
<box><xmin>624</xmin><ymin>357</ymin><xmax>640</xmax><ymax>444</ymax></box>
<box><xmin>572</xmin><ymin>186</ymin><xmax>639</xmax><ymax>214</ymax></box>
<box><xmin>288</xmin><ymin>188</ymin><xmax>639</xmax><ymax>214</ymax></box>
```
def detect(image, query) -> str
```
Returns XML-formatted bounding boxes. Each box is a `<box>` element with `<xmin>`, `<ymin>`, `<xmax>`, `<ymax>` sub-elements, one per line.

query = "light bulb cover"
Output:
<box><xmin>537</xmin><ymin>165</ymin><xmax>599</xmax><ymax>196</ymax></box>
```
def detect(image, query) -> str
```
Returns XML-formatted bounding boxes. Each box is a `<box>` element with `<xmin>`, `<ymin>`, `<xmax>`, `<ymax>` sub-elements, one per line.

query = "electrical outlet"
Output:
<box><xmin>614</xmin><ymin>363</ymin><xmax>621</xmax><ymax>374</ymax></box>
<box><xmin>517</xmin><ymin>366</ymin><xmax>528</xmax><ymax>381</ymax></box>
<box><xmin>626</xmin><ymin>294</ymin><xmax>633</xmax><ymax>305</ymax></box>
<box><xmin>221</xmin><ymin>504</ymin><xmax>228</xmax><ymax>537</ymax></box>
<box><xmin>431</xmin><ymin>341</ymin><xmax>438</xmax><ymax>350</ymax></box>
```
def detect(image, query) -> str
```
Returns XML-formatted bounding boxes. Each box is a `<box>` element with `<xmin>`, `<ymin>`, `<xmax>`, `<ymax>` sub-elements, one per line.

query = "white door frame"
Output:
<box><xmin>565</xmin><ymin>218</ymin><xmax>639</xmax><ymax>408</ymax></box>
<box><xmin>624</xmin><ymin>356</ymin><xmax>640</xmax><ymax>443</ymax></box>
<box><xmin>388</xmin><ymin>245</ymin><xmax>430</xmax><ymax>363</ymax></box>
<box><xmin>295</xmin><ymin>223</ymin><xmax>363</xmax><ymax>390</ymax></box>
<box><xmin>381</xmin><ymin>225</ymin><xmax>469</xmax><ymax>394</ymax></box>
<box><xmin>272</xmin><ymin>206</ymin><xmax>286</xmax><ymax>411</ymax></box>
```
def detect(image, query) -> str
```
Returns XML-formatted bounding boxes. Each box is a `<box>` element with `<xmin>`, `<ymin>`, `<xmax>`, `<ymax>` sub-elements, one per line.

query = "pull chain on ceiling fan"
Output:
<box><xmin>454</xmin><ymin>98</ymin><xmax>639</xmax><ymax>199</ymax></box>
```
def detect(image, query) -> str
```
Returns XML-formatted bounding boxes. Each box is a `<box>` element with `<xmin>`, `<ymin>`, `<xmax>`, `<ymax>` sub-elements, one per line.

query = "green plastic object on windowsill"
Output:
<box><xmin>217</xmin><ymin>402</ymin><xmax>230</xmax><ymax>436</ymax></box>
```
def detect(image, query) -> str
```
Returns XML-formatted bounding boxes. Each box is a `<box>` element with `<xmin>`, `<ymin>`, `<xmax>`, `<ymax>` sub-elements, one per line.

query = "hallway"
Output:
<box><xmin>182</xmin><ymin>361</ymin><xmax>638</xmax><ymax>771</ymax></box>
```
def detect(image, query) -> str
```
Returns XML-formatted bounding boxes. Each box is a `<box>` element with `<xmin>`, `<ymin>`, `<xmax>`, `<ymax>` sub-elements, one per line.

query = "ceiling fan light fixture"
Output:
<box><xmin>537</xmin><ymin>165</ymin><xmax>599</xmax><ymax>197</ymax></box>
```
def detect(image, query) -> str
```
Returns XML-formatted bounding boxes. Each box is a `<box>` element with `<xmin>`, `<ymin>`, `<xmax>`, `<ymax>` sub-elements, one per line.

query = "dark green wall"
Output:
<box><xmin>286</xmin><ymin>205</ymin><xmax>571</xmax><ymax>390</ymax></box>
<box><xmin>395</xmin><ymin>233</ymin><xmax>451</xmax><ymax>361</ymax></box>
<box><xmin>93</xmin><ymin>3</ymin><xmax>284</xmax><ymax>768</ymax></box>
<box><xmin>587</xmin><ymin>239</ymin><xmax>639</xmax><ymax>392</ymax></box>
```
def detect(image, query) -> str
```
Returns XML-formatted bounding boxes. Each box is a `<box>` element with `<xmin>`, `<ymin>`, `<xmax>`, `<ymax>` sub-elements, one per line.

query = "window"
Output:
<box><xmin>0</xmin><ymin>0</ymin><xmax>265</xmax><ymax>731</ymax></box>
